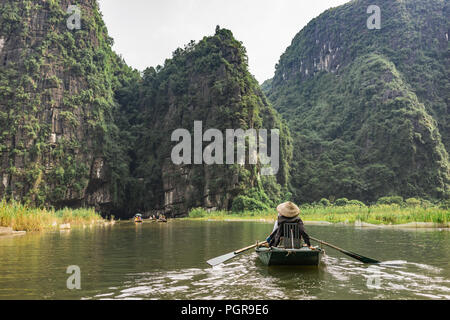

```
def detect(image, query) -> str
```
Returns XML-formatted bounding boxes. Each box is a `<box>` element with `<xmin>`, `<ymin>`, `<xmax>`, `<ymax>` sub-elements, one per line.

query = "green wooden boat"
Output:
<box><xmin>256</xmin><ymin>222</ymin><xmax>324</xmax><ymax>266</ymax></box>
<box><xmin>255</xmin><ymin>246</ymin><xmax>324</xmax><ymax>266</ymax></box>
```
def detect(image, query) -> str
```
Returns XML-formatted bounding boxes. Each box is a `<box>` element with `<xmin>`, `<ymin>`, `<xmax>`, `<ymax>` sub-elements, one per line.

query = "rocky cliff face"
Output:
<box><xmin>265</xmin><ymin>0</ymin><xmax>449</xmax><ymax>202</ymax></box>
<box><xmin>4</xmin><ymin>0</ymin><xmax>446</xmax><ymax>217</ymax></box>
<box><xmin>116</xmin><ymin>28</ymin><xmax>292</xmax><ymax>217</ymax></box>
<box><xmin>0</xmin><ymin>2</ymin><xmax>290</xmax><ymax>217</ymax></box>
<box><xmin>0</xmin><ymin>0</ymin><xmax>130</xmax><ymax>212</ymax></box>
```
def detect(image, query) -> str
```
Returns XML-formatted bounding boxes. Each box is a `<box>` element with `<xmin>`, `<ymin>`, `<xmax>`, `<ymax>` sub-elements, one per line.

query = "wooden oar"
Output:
<box><xmin>206</xmin><ymin>241</ymin><xmax>267</xmax><ymax>266</ymax></box>
<box><xmin>310</xmin><ymin>236</ymin><xmax>379</xmax><ymax>264</ymax></box>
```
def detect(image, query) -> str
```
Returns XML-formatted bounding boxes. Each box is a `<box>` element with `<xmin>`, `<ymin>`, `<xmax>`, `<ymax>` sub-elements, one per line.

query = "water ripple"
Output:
<box><xmin>86</xmin><ymin>253</ymin><xmax>449</xmax><ymax>300</ymax></box>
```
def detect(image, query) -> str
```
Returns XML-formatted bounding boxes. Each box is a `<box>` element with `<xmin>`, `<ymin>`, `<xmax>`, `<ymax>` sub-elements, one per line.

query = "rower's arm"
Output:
<box><xmin>299</xmin><ymin>223</ymin><xmax>311</xmax><ymax>247</ymax></box>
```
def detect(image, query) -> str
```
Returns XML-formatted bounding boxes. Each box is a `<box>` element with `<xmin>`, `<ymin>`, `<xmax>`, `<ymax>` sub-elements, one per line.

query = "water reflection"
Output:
<box><xmin>0</xmin><ymin>221</ymin><xmax>449</xmax><ymax>300</ymax></box>
<box><xmin>85</xmin><ymin>251</ymin><xmax>450</xmax><ymax>300</ymax></box>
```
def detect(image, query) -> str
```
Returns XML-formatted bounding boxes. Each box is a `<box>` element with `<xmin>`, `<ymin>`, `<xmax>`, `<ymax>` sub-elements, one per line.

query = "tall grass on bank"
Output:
<box><xmin>188</xmin><ymin>207</ymin><xmax>276</xmax><ymax>220</ymax></box>
<box><xmin>186</xmin><ymin>204</ymin><xmax>450</xmax><ymax>226</ymax></box>
<box><xmin>0</xmin><ymin>200</ymin><xmax>102</xmax><ymax>231</ymax></box>
<box><xmin>298</xmin><ymin>204</ymin><xmax>449</xmax><ymax>225</ymax></box>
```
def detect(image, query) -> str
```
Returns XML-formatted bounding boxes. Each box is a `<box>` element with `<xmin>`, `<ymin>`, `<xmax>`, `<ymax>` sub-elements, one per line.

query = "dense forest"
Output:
<box><xmin>0</xmin><ymin>0</ymin><xmax>448</xmax><ymax>218</ymax></box>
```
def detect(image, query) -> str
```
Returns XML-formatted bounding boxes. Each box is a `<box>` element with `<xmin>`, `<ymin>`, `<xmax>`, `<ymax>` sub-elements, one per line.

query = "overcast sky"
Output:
<box><xmin>97</xmin><ymin>0</ymin><xmax>349</xmax><ymax>83</ymax></box>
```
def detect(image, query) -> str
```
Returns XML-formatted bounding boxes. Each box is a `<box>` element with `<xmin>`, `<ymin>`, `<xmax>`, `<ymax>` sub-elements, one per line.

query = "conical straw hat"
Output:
<box><xmin>276</xmin><ymin>201</ymin><xmax>300</xmax><ymax>218</ymax></box>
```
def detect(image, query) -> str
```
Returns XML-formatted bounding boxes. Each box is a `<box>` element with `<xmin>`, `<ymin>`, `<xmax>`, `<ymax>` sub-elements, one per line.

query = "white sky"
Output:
<box><xmin>97</xmin><ymin>0</ymin><xmax>350</xmax><ymax>83</ymax></box>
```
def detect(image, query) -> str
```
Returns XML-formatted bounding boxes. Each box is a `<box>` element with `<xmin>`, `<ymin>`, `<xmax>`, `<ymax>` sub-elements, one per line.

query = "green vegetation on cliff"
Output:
<box><xmin>0</xmin><ymin>1</ymin><xmax>291</xmax><ymax>217</ymax></box>
<box><xmin>116</xmin><ymin>27</ymin><xmax>293</xmax><ymax>216</ymax></box>
<box><xmin>1</xmin><ymin>0</ymin><xmax>448</xmax><ymax>219</ymax></box>
<box><xmin>0</xmin><ymin>0</ymin><xmax>137</xmax><ymax>212</ymax></box>
<box><xmin>264</xmin><ymin>0</ymin><xmax>449</xmax><ymax>204</ymax></box>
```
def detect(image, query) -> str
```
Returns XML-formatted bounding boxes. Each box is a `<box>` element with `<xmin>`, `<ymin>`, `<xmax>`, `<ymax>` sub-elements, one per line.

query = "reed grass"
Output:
<box><xmin>186</xmin><ymin>204</ymin><xmax>450</xmax><ymax>226</ymax></box>
<box><xmin>0</xmin><ymin>199</ymin><xmax>103</xmax><ymax>231</ymax></box>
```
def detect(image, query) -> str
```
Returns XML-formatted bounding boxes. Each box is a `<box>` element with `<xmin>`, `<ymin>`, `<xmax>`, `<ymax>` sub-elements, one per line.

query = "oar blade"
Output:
<box><xmin>351</xmin><ymin>253</ymin><xmax>380</xmax><ymax>264</ymax></box>
<box><xmin>206</xmin><ymin>241</ymin><xmax>264</xmax><ymax>267</ymax></box>
<box><xmin>361</xmin><ymin>257</ymin><xmax>380</xmax><ymax>264</ymax></box>
<box><xmin>206</xmin><ymin>252</ymin><xmax>237</xmax><ymax>267</ymax></box>
<box><xmin>311</xmin><ymin>236</ymin><xmax>380</xmax><ymax>264</ymax></box>
<box><xmin>341</xmin><ymin>250</ymin><xmax>380</xmax><ymax>264</ymax></box>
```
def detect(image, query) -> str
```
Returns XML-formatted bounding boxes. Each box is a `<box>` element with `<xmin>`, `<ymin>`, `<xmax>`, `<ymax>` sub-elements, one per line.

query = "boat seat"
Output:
<box><xmin>282</xmin><ymin>223</ymin><xmax>301</xmax><ymax>249</ymax></box>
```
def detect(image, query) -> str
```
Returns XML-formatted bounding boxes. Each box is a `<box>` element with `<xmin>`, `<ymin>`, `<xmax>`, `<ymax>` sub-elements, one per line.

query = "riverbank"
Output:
<box><xmin>0</xmin><ymin>200</ymin><xmax>107</xmax><ymax>232</ymax></box>
<box><xmin>185</xmin><ymin>205</ymin><xmax>450</xmax><ymax>228</ymax></box>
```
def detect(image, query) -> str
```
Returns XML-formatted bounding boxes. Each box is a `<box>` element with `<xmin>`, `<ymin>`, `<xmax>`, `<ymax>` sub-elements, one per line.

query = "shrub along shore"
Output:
<box><xmin>0</xmin><ymin>200</ymin><xmax>105</xmax><ymax>232</ymax></box>
<box><xmin>186</xmin><ymin>197</ymin><xmax>450</xmax><ymax>228</ymax></box>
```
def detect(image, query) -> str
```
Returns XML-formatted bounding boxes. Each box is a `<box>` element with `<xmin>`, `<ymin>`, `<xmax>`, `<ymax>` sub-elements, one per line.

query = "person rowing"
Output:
<box><xmin>265</xmin><ymin>201</ymin><xmax>314</xmax><ymax>249</ymax></box>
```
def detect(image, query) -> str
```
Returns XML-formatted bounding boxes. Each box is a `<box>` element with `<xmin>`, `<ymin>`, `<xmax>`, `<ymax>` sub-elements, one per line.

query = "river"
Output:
<box><xmin>0</xmin><ymin>221</ymin><xmax>449</xmax><ymax>299</ymax></box>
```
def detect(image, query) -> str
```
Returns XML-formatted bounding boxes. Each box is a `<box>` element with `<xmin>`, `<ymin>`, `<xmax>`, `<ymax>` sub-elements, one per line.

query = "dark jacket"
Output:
<box><xmin>268</xmin><ymin>215</ymin><xmax>311</xmax><ymax>247</ymax></box>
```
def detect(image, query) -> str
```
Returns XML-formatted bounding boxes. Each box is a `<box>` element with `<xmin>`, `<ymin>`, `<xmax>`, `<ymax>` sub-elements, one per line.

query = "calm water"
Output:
<box><xmin>0</xmin><ymin>221</ymin><xmax>449</xmax><ymax>300</ymax></box>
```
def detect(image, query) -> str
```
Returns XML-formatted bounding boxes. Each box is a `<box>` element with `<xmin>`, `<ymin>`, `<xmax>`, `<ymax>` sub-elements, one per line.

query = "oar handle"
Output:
<box><xmin>310</xmin><ymin>237</ymin><xmax>341</xmax><ymax>251</ymax></box>
<box><xmin>234</xmin><ymin>241</ymin><xmax>267</xmax><ymax>254</ymax></box>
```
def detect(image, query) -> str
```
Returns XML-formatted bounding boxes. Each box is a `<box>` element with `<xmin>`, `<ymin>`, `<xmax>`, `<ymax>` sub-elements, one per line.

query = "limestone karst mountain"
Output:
<box><xmin>115</xmin><ymin>27</ymin><xmax>292</xmax><ymax>216</ymax></box>
<box><xmin>0</xmin><ymin>1</ymin><xmax>291</xmax><ymax>216</ymax></box>
<box><xmin>0</xmin><ymin>0</ymin><xmax>136</xmax><ymax>212</ymax></box>
<box><xmin>1</xmin><ymin>0</ymin><xmax>448</xmax><ymax>217</ymax></box>
<box><xmin>263</xmin><ymin>0</ymin><xmax>449</xmax><ymax>203</ymax></box>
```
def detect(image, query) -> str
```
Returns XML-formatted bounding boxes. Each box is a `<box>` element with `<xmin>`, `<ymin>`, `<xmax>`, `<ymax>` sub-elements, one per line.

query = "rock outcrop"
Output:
<box><xmin>116</xmin><ymin>28</ymin><xmax>292</xmax><ymax>217</ymax></box>
<box><xmin>0</xmin><ymin>0</ymin><xmax>130</xmax><ymax>212</ymax></box>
